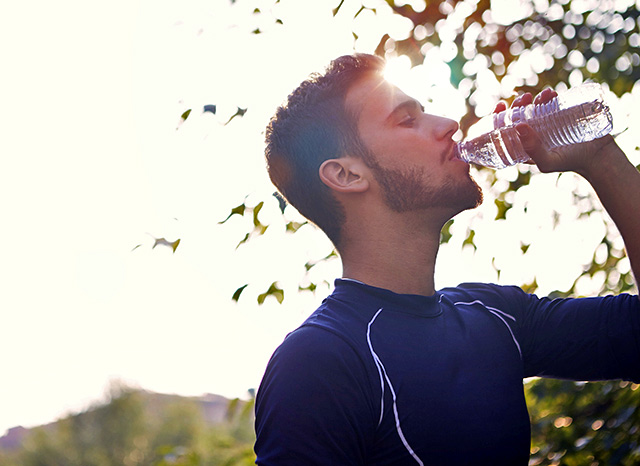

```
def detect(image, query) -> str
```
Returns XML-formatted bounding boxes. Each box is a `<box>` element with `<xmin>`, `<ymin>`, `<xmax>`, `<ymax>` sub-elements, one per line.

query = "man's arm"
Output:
<box><xmin>512</xmin><ymin>89</ymin><xmax>640</xmax><ymax>294</ymax></box>
<box><xmin>255</xmin><ymin>327</ymin><xmax>376</xmax><ymax>465</ymax></box>
<box><xmin>574</xmin><ymin>138</ymin><xmax>640</xmax><ymax>293</ymax></box>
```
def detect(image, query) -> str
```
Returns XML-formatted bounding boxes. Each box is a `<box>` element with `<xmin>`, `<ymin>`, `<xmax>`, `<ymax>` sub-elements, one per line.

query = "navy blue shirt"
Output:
<box><xmin>255</xmin><ymin>279</ymin><xmax>640</xmax><ymax>465</ymax></box>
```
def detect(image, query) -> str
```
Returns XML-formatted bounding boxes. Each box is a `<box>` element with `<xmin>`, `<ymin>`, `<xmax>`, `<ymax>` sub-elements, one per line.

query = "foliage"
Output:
<box><xmin>214</xmin><ymin>0</ymin><xmax>640</xmax><ymax>304</ymax></box>
<box><xmin>0</xmin><ymin>384</ymin><xmax>256</xmax><ymax>466</ymax></box>
<box><xmin>375</xmin><ymin>0</ymin><xmax>640</xmax><ymax>108</ymax></box>
<box><xmin>526</xmin><ymin>379</ymin><xmax>640</xmax><ymax>465</ymax></box>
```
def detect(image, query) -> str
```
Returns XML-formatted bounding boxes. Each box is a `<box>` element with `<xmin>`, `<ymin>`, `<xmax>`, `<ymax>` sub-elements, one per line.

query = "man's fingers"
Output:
<box><xmin>512</xmin><ymin>93</ymin><xmax>533</xmax><ymax>108</ymax></box>
<box><xmin>516</xmin><ymin>123</ymin><xmax>546</xmax><ymax>163</ymax></box>
<box><xmin>533</xmin><ymin>88</ymin><xmax>557</xmax><ymax>105</ymax></box>
<box><xmin>494</xmin><ymin>101</ymin><xmax>507</xmax><ymax>113</ymax></box>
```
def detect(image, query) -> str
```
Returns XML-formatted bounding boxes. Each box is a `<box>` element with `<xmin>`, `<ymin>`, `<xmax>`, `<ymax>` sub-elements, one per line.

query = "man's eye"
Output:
<box><xmin>399</xmin><ymin>117</ymin><xmax>416</xmax><ymax>127</ymax></box>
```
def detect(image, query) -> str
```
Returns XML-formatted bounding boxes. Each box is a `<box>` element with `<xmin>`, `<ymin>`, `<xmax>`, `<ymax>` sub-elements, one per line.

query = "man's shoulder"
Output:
<box><xmin>263</xmin><ymin>295</ymin><xmax>382</xmax><ymax>388</ymax></box>
<box><xmin>259</xmin><ymin>322</ymin><xmax>379</xmax><ymax>406</ymax></box>
<box><xmin>440</xmin><ymin>281</ymin><xmax>530</xmax><ymax>303</ymax></box>
<box><xmin>280</xmin><ymin>323</ymin><xmax>351</xmax><ymax>352</ymax></box>
<box><xmin>273</xmin><ymin>321</ymin><xmax>367</xmax><ymax>367</ymax></box>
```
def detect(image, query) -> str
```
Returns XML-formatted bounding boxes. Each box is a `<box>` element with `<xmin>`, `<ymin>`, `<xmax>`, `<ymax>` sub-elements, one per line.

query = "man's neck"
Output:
<box><xmin>339</xmin><ymin>216</ymin><xmax>443</xmax><ymax>297</ymax></box>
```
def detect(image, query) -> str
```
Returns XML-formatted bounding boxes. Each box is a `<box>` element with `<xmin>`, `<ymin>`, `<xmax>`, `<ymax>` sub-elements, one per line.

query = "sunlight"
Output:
<box><xmin>383</xmin><ymin>54</ymin><xmax>413</xmax><ymax>88</ymax></box>
<box><xmin>384</xmin><ymin>53</ymin><xmax>467</xmax><ymax>121</ymax></box>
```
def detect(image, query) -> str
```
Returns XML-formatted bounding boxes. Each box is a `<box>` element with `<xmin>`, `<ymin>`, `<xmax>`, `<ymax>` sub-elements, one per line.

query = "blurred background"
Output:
<box><xmin>1</xmin><ymin>0</ymin><xmax>640</xmax><ymax>464</ymax></box>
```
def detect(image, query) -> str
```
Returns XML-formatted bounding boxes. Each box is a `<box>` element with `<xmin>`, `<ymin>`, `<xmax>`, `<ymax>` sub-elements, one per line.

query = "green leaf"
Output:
<box><xmin>257</xmin><ymin>282</ymin><xmax>284</xmax><ymax>305</ymax></box>
<box><xmin>181</xmin><ymin>109</ymin><xmax>192</xmax><ymax>121</ymax></box>
<box><xmin>273</xmin><ymin>192</ymin><xmax>287</xmax><ymax>213</ymax></box>
<box><xmin>299</xmin><ymin>282</ymin><xmax>317</xmax><ymax>293</ymax></box>
<box><xmin>252</xmin><ymin>201</ymin><xmax>264</xmax><ymax>227</ymax></box>
<box><xmin>219</xmin><ymin>203</ymin><xmax>246</xmax><ymax>224</ymax></box>
<box><xmin>152</xmin><ymin>237</ymin><xmax>180</xmax><ymax>253</ymax></box>
<box><xmin>509</xmin><ymin>169</ymin><xmax>531</xmax><ymax>191</ymax></box>
<box><xmin>332</xmin><ymin>0</ymin><xmax>345</xmax><ymax>16</ymax></box>
<box><xmin>520</xmin><ymin>278</ymin><xmax>537</xmax><ymax>294</ymax></box>
<box><xmin>232</xmin><ymin>284</ymin><xmax>248</xmax><ymax>302</ymax></box>
<box><xmin>462</xmin><ymin>229</ymin><xmax>476</xmax><ymax>251</ymax></box>
<box><xmin>440</xmin><ymin>219</ymin><xmax>454</xmax><ymax>244</ymax></box>
<box><xmin>224</xmin><ymin>107</ymin><xmax>248</xmax><ymax>125</ymax></box>
<box><xmin>286</xmin><ymin>221</ymin><xmax>306</xmax><ymax>233</ymax></box>
<box><xmin>235</xmin><ymin>232</ymin><xmax>250</xmax><ymax>249</ymax></box>
<box><xmin>169</xmin><ymin>238</ymin><xmax>180</xmax><ymax>253</ymax></box>
<box><xmin>304</xmin><ymin>250</ymin><xmax>338</xmax><ymax>272</ymax></box>
<box><xmin>494</xmin><ymin>198</ymin><xmax>512</xmax><ymax>220</ymax></box>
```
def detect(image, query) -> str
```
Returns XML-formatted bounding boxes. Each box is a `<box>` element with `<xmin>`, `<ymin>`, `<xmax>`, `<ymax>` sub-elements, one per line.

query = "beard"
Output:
<box><xmin>368</xmin><ymin>160</ymin><xmax>483</xmax><ymax>214</ymax></box>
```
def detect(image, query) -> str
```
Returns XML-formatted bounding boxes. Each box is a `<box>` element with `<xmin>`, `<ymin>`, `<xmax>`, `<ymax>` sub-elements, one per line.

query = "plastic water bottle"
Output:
<box><xmin>455</xmin><ymin>83</ymin><xmax>613</xmax><ymax>169</ymax></box>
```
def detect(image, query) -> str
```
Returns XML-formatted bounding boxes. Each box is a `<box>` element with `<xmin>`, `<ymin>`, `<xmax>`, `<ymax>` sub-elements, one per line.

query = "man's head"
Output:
<box><xmin>341</xmin><ymin>67</ymin><xmax>483</xmax><ymax>217</ymax></box>
<box><xmin>265</xmin><ymin>54</ymin><xmax>383</xmax><ymax>247</ymax></box>
<box><xmin>265</xmin><ymin>53</ymin><xmax>482</xmax><ymax>248</ymax></box>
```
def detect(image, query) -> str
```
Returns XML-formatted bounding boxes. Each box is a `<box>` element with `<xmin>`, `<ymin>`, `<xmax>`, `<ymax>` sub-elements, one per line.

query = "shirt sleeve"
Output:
<box><xmin>512</xmin><ymin>289</ymin><xmax>640</xmax><ymax>382</ymax></box>
<box><xmin>254</xmin><ymin>325</ymin><xmax>378</xmax><ymax>466</ymax></box>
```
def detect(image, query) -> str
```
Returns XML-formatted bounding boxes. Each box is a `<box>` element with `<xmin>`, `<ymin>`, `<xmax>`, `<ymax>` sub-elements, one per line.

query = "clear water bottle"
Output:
<box><xmin>455</xmin><ymin>83</ymin><xmax>613</xmax><ymax>169</ymax></box>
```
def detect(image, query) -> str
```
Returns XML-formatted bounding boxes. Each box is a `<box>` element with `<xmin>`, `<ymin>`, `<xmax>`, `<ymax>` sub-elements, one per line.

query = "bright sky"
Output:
<box><xmin>1</xmin><ymin>0</ymin><xmax>639</xmax><ymax>436</ymax></box>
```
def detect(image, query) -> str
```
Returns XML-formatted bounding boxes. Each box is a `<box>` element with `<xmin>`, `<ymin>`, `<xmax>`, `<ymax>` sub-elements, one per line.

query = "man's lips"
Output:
<box><xmin>446</xmin><ymin>142</ymin><xmax>461</xmax><ymax>162</ymax></box>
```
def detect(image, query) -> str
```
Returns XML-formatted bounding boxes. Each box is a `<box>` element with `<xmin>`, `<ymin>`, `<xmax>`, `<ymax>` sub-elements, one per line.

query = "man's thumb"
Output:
<box><xmin>516</xmin><ymin>123</ymin><xmax>547</xmax><ymax>164</ymax></box>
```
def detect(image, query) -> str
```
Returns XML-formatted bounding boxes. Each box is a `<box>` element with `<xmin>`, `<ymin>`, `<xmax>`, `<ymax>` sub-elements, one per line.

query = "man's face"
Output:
<box><xmin>345</xmin><ymin>75</ymin><xmax>482</xmax><ymax>215</ymax></box>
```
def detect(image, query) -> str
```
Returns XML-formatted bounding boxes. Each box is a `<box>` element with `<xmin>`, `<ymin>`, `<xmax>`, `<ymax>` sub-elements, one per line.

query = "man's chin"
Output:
<box><xmin>471</xmin><ymin>185</ymin><xmax>484</xmax><ymax>209</ymax></box>
<box><xmin>453</xmin><ymin>182</ymin><xmax>483</xmax><ymax>215</ymax></box>
<box><xmin>460</xmin><ymin>174</ymin><xmax>483</xmax><ymax>202</ymax></box>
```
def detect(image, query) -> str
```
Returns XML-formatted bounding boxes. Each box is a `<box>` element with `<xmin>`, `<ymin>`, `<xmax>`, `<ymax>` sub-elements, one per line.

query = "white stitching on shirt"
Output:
<box><xmin>454</xmin><ymin>300</ymin><xmax>523</xmax><ymax>360</ymax></box>
<box><xmin>367</xmin><ymin>308</ymin><xmax>425</xmax><ymax>466</ymax></box>
<box><xmin>367</xmin><ymin>309</ymin><xmax>385</xmax><ymax>428</ymax></box>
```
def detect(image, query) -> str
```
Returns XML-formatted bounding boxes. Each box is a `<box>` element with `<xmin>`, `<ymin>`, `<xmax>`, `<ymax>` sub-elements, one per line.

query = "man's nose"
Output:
<box><xmin>432</xmin><ymin>116</ymin><xmax>459</xmax><ymax>141</ymax></box>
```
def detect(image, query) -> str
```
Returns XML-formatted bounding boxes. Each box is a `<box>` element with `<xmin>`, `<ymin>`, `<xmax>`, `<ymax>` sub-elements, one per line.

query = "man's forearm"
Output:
<box><xmin>580</xmin><ymin>142</ymin><xmax>640</xmax><ymax>294</ymax></box>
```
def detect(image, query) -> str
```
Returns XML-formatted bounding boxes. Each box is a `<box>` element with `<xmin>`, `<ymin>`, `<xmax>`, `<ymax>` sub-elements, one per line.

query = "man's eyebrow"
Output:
<box><xmin>386</xmin><ymin>99</ymin><xmax>425</xmax><ymax>122</ymax></box>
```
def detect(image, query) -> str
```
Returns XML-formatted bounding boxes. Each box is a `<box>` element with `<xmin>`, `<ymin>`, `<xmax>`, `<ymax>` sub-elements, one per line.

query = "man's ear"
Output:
<box><xmin>319</xmin><ymin>157</ymin><xmax>369</xmax><ymax>194</ymax></box>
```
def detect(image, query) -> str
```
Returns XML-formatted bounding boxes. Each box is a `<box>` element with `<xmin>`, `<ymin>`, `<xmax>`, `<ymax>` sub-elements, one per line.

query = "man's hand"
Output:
<box><xmin>496</xmin><ymin>88</ymin><xmax>619</xmax><ymax>177</ymax></box>
<box><xmin>498</xmin><ymin>87</ymin><xmax>640</xmax><ymax>294</ymax></box>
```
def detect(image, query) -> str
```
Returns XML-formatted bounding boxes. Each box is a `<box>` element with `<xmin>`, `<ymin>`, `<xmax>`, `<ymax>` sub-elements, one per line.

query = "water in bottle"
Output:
<box><xmin>455</xmin><ymin>83</ymin><xmax>614</xmax><ymax>169</ymax></box>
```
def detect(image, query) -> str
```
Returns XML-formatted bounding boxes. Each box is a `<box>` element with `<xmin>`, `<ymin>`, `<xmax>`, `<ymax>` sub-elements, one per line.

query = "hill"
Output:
<box><xmin>0</xmin><ymin>387</ymin><xmax>255</xmax><ymax>465</ymax></box>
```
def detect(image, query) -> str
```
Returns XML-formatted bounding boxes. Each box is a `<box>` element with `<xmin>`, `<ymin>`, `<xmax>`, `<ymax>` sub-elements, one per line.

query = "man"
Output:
<box><xmin>254</xmin><ymin>53</ymin><xmax>640</xmax><ymax>465</ymax></box>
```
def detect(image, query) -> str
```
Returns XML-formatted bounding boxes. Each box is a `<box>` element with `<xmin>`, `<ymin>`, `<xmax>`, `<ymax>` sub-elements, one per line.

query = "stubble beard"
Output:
<box><xmin>369</xmin><ymin>160</ymin><xmax>483</xmax><ymax>215</ymax></box>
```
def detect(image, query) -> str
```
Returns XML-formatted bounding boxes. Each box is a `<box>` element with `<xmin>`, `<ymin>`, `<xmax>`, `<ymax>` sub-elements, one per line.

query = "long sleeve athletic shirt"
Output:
<box><xmin>254</xmin><ymin>279</ymin><xmax>640</xmax><ymax>465</ymax></box>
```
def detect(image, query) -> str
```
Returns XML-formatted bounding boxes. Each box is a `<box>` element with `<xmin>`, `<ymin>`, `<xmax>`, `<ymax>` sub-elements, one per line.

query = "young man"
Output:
<box><xmin>254</xmin><ymin>54</ymin><xmax>640</xmax><ymax>465</ymax></box>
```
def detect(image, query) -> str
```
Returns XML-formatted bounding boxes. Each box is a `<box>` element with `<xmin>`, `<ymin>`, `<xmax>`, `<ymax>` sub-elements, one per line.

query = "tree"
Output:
<box><xmin>526</xmin><ymin>380</ymin><xmax>640</xmax><ymax>465</ymax></box>
<box><xmin>0</xmin><ymin>384</ymin><xmax>256</xmax><ymax>466</ymax></box>
<box><xmin>9</xmin><ymin>384</ymin><xmax>149</xmax><ymax>466</ymax></box>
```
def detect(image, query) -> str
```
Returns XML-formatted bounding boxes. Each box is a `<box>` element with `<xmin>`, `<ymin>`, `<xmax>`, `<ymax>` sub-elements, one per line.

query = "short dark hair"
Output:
<box><xmin>264</xmin><ymin>53</ymin><xmax>385</xmax><ymax>247</ymax></box>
